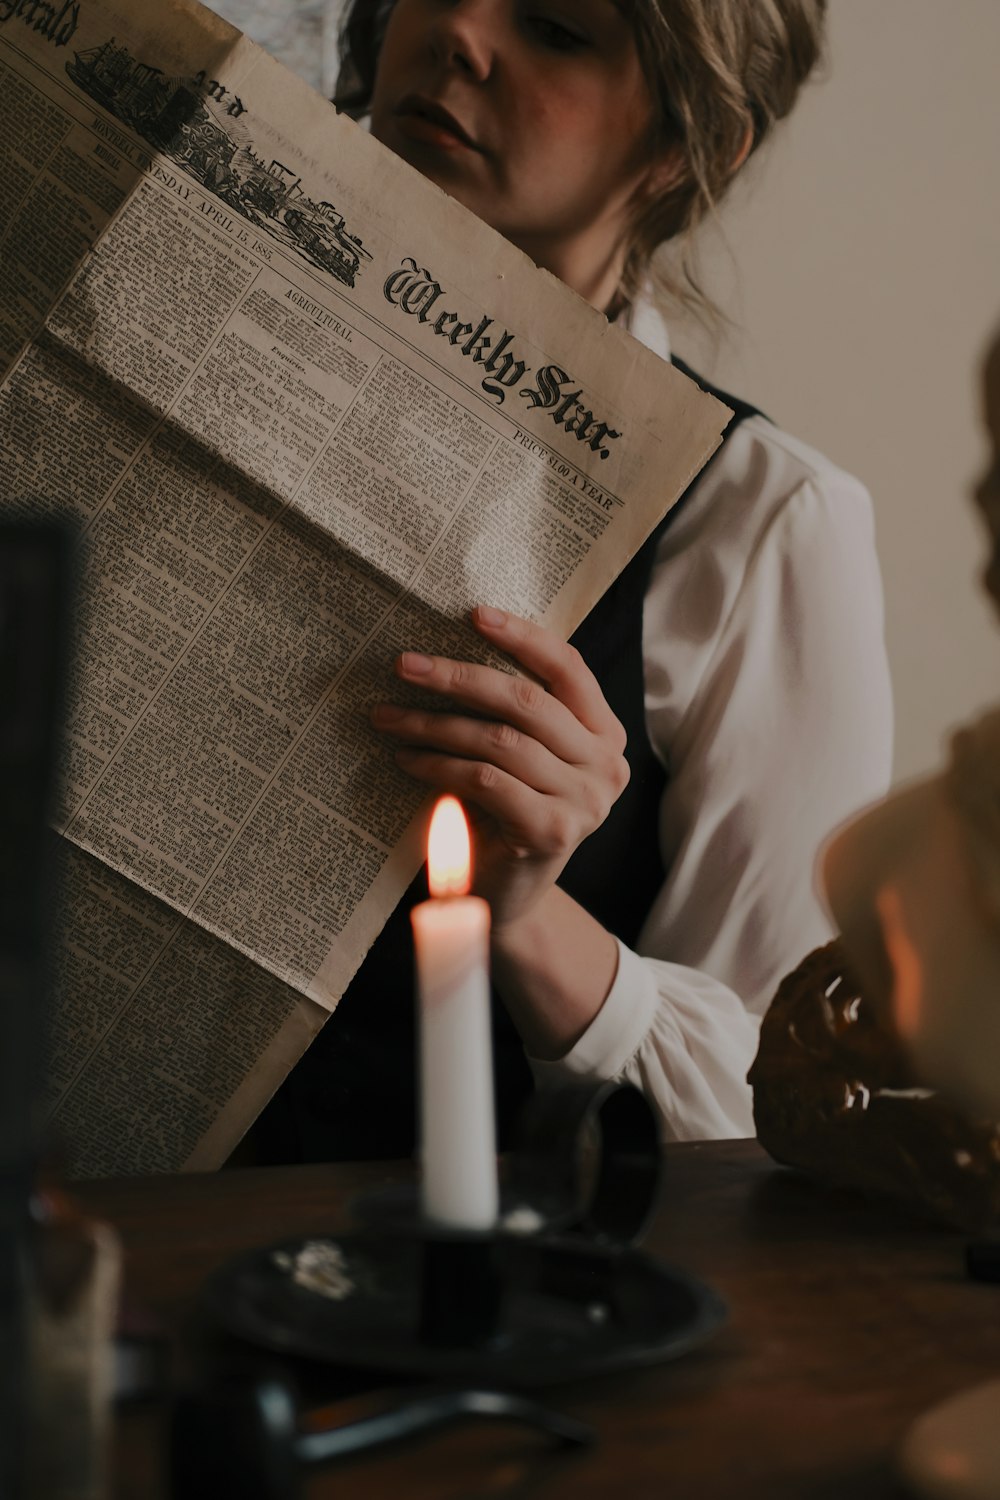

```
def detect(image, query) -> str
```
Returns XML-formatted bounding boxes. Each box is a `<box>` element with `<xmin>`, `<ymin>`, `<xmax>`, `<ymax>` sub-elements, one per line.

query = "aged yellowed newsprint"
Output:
<box><xmin>0</xmin><ymin>0</ymin><xmax>730</xmax><ymax>1175</ymax></box>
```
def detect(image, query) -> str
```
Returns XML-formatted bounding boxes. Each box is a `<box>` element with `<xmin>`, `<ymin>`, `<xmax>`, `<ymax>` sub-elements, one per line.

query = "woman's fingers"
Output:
<box><xmin>371</xmin><ymin>702</ymin><xmax>569</xmax><ymax>796</ymax></box>
<box><xmin>392</xmin><ymin>646</ymin><xmax>590</xmax><ymax>767</ymax></box>
<box><xmin>472</xmin><ymin>605</ymin><xmax>623</xmax><ymax>742</ymax></box>
<box><xmin>368</xmin><ymin>608</ymin><xmax>631</xmax><ymax>911</ymax></box>
<box><xmin>389</xmin><ymin>747</ymin><xmax>593</xmax><ymax>861</ymax></box>
<box><xmin>371</xmin><ymin>694</ymin><xmax>628</xmax><ymax>847</ymax></box>
<box><xmin>387</xmin><ymin>609</ymin><xmax>625</xmax><ymax>766</ymax></box>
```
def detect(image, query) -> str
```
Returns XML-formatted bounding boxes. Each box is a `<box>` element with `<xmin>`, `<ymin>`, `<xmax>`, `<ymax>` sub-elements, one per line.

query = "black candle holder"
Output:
<box><xmin>203</xmin><ymin>1084</ymin><xmax>726</xmax><ymax>1387</ymax></box>
<box><xmin>418</xmin><ymin>1230</ymin><xmax>503</xmax><ymax>1349</ymax></box>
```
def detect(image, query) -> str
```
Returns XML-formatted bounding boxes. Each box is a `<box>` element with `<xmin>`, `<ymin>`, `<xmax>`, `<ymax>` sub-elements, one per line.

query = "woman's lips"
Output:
<box><xmin>394</xmin><ymin>96</ymin><xmax>481</xmax><ymax>152</ymax></box>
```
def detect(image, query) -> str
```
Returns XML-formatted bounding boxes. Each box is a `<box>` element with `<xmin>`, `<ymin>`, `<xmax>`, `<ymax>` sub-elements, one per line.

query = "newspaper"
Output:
<box><xmin>0</xmin><ymin>0</ymin><xmax>730</xmax><ymax>1176</ymax></box>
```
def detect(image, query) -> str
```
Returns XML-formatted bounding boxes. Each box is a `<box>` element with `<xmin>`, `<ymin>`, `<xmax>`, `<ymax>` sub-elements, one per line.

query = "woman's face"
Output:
<box><xmin>974</xmin><ymin>332</ymin><xmax>1000</xmax><ymax>611</ymax></box>
<box><xmin>369</xmin><ymin>0</ymin><xmax>666</xmax><ymax>307</ymax></box>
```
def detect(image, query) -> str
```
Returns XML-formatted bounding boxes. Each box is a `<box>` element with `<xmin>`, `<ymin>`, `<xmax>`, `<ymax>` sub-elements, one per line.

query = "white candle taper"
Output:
<box><xmin>411</xmin><ymin>796</ymin><xmax>498</xmax><ymax>1229</ymax></box>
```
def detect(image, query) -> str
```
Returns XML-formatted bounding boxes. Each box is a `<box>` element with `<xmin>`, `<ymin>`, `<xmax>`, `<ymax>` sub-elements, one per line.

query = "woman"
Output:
<box><xmin>252</xmin><ymin>0</ymin><xmax>892</xmax><ymax>1158</ymax></box>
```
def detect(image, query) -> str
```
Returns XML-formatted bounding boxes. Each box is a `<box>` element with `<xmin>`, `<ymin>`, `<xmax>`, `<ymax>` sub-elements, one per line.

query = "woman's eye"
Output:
<box><xmin>525</xmin><ymin>12</ymin><xmax>590</xmax><ymax>50</ymax></box>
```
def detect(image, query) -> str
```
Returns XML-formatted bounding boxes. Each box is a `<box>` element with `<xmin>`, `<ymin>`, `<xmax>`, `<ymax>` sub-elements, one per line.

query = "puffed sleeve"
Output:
<box><xmin>531</xmin><ymin>426</ymin><xmax>894</xmax><ymax>1139</ymax></box>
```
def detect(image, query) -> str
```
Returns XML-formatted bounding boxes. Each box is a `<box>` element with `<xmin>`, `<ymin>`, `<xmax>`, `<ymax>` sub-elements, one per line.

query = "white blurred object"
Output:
<box><xmin>822</xmin><ymin>707</ymin><xmax>1000</xmax><ymax>1121</ymax></box>
<box><xmin>898</xmin><ymin>1381</ymin><xmax>1000</xmax><ymax>1500</ymax></box>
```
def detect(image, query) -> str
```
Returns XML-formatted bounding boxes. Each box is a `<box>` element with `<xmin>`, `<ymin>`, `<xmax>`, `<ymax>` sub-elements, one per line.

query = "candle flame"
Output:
<box><xmin>427</xmin><ymin>796</ymin><xmax>471</xmax><ymax>898</ymax></box>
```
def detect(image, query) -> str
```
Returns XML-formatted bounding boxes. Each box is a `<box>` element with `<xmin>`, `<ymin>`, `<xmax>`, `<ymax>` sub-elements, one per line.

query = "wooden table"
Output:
<box><xmin>77</xmin><ymin>1141</ymin><xmax>1000</xmax><ymax>1499</ymax></box>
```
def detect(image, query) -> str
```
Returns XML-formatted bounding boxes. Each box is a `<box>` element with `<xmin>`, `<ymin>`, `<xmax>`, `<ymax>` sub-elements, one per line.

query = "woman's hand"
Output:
<box><xmin>370</xmin><ymin>605</ymin><xmax>629</xmax><ymax>932</ymax></box>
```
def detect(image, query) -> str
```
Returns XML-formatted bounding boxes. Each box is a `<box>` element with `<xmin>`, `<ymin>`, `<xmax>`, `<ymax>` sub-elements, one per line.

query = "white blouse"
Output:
<box><xmin>531</xmin><ymin>304</ymin><xmax>894</xmax><ymax>1138</ymax></box>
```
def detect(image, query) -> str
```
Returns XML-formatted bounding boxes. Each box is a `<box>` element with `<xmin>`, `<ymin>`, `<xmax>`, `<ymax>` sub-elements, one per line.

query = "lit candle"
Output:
<box><xmin>411</xmin><ymin>796</ymin><xmax>498</xmax><ymax>1229</ymax></box>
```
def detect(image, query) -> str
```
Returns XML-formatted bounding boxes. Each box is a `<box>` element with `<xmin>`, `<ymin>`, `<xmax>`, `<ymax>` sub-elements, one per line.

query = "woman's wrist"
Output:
<box><xmin>489</xmin><ymin>885</ymin><xmax>619</xmax><ymax>1060</ymax></box>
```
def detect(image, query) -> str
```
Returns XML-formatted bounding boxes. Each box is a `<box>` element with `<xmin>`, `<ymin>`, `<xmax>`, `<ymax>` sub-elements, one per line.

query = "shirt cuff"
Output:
<box><xmin>528</xmin><ymin>938</ymin><xmax>658</xmax><ymax>1086</ymax></box>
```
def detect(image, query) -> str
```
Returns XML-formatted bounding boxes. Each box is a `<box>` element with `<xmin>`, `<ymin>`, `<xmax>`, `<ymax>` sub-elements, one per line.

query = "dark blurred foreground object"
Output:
<box><xmin>0</xmin><ymin>522</ymin><xmax>73</xmax><ymax>1497</ymax></box>
<box><xmin>25</xmin><ymin>1184</ymin><xmax>122</xmax><ymax>1500</ymax></box>
<box><xmin>748</xmin><ymin>939</ymin><xmax>1000</xmax><ymax>1231</ymax></box>
<box><xmin>169</xmin><ymin>1376</ymin><xmax>594</xmax><ymax>1500</ymax></box>
<box><xmin>0</xmin><ymin>519</ymin><xmax>122</xmax><ymax>1499</ymax></box>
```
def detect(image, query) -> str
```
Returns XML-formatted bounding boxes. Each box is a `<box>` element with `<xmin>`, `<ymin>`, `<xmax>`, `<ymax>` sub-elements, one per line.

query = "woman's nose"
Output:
<box><xmin>428</xmin><ymin>0</ymin><xmax>499</xmax><ymax>82</ymax></box>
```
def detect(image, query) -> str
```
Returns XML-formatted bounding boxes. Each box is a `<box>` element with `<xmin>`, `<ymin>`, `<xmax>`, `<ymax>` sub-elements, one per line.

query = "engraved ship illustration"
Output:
<box><xmin>66</xmin><ymin>38</ymin><xmax>132</xmax><ymax>101</ymax></box>
<box><xmin>67</xmin><ymin>39</ymin><xmax>203</xmax><ymax>147</ymax></box>
<box><xmin>67</xmin><ymin>35</ymin><xmax>373</xmax><ymax>288</ymax></box>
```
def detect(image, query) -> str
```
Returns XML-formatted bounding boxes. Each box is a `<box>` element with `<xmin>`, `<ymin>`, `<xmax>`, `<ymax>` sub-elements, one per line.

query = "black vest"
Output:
<box><xmin>249</xmin><ymin>362</ymin><xmax>761</xmax><ymax>1163</ymax></box>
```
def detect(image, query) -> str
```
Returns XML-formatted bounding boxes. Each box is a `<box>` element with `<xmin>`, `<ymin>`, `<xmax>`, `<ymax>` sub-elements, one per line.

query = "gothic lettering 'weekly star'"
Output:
<box><xmin>383</xmin><ymin>258</ymin><xmax>622</xmax><ymax>459</ymax></box>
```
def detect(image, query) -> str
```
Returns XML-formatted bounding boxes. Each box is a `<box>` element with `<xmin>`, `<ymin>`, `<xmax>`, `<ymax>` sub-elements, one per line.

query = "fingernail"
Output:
<box><xmin>399</xmin><ymin>651</ymin><xmax>433</xmax><ymax>676</ymax></box>
<box><xmin>476</xmin><ymin>605</ymin><xmax>506</xmax><ymax>628</ymax></box>
<box><xmin>371</xmin><ymin>704</ymin><xmax>406</xmax><ymax>725</ymax></box>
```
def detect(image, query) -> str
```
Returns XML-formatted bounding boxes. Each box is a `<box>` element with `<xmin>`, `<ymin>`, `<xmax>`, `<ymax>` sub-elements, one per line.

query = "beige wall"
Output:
<box><xmin>672</xmin><ymin>0</ymin><xmax>1000</xmax><ymax>784</ymax></box>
